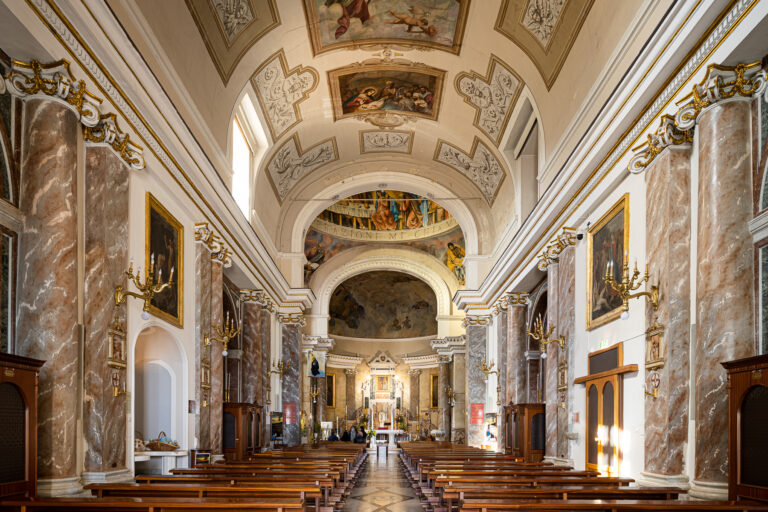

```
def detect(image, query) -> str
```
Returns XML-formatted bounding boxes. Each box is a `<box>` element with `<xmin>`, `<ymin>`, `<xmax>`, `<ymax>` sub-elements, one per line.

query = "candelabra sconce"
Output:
<box><xmin>271</xmin><ymin>359</ymin><xmax>291</xmax><ymax>381</ymax></box>
<box><xmin>496</xmin><ymin>385</ymin><xmax>502</xmax><ymax>407</ymax></box>
<box><xmin>444</xmin><ymin>386</ymin><xmax>456</xmax><ymax>407</ymax></box>
<box><xmin>204</xmin><ymin>313</ymin><xmax>242</xmax><ymax>357</ymax></box>
<box><xmin>476</xmin><ymin>358</ymin><xmax>499</xmax><ymax>380</ymax></box>
<box><xmin>111</xmin><ymin>370</ymin><xmax>127</xmax><ymax>398</ymax></box>
<box><xmin>603</xmin><ymin>258</ymin><xmax>659</xmax><ymax>320</ymax></box>
<box><xmin>310</xmin><ymin>387</ymin><xmax>320</xmax><ymax>404</ymax></box>
<box><xmin>200</xmin><ymin>359</ymin><xmax>211</xmax><ymax>408</ymax></box>
<box><xmin>114</xmin><ymin>255</ymin><xmax>174</xmax><ymax>321</ymax></box>
<box><xmin>527</xmin><ymin>315</ymin><xmax>566</xmax><ymax>359</ymax></box>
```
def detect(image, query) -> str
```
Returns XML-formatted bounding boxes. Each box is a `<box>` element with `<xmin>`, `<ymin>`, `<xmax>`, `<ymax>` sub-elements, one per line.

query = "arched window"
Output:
<box><xmin>231</xmin><ymin>117</ymin><xmax>252</xmax><ymax>217</ymax></box>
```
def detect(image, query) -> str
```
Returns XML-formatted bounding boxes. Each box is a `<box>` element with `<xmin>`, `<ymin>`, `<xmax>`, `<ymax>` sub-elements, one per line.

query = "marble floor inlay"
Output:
<box><xmin>344</xmin><ymin>453</ymin><xmax>422</xmax><ymax>512</ymax></box>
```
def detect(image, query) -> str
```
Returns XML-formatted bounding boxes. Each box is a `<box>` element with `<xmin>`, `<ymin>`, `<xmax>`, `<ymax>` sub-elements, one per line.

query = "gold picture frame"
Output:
<box><xmin>430</xmin><ymin>373</ymin><xmax>439</xmax><ymax>409</ymax></box>
<box><xmin>302</xmin><ymin>0</ymin><xmax>470</xmax><ymax>56</ymax></box>
<box><xmin>328</xmin><ymin>62</ymin><xmax>446</xmax><ymax>123</ymax></box>
<box><xmin>145</xmin><ymin>192</ymin><xmax>184</xmax><ymax>328</ymax></box>
<box><xmin>586</xmin><ymin>194</ymin><xmax>629</xmax><ymax>330</ymax></box>
<box><xmin>327</xmin><ymin>373</ymin><xmax>336</xmax><ymax>408</ymax></box>
<box><xmin>376</xmin><ymin>375</ymin><xmax>390</xmax><ymax>393</ymax></box>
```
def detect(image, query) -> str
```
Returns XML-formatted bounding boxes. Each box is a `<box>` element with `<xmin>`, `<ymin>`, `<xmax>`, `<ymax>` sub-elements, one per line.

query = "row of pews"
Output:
<box><xmin>398</xmin><ymin>442</ymin><xmax>768</xmax><ymax>512</ymax></box>
<box><xmin>0</xmin><ymin>443</ymin><xmax>367</xmax><ymax>512</ymax></box>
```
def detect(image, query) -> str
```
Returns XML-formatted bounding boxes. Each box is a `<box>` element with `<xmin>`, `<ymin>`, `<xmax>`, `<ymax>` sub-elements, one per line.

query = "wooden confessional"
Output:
<box><xmin>223</xmin><ymin>403</ymin><xmax>262</xmax><ymax>460</ymax></box>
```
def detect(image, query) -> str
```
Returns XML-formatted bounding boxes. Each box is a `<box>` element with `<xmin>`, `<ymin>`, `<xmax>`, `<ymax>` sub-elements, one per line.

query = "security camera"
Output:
<box><xmin>576</xmin><ymin>232</ymin><xmax>584</xmax><ymax>241</ymax></box>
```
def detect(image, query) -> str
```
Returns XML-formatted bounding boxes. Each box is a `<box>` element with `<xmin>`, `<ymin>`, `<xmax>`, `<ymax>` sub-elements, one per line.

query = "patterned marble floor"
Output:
<box><xmin>343</xmin><ymin>452</ymin><xmax>423</xmax><ymax>512</ymax></box>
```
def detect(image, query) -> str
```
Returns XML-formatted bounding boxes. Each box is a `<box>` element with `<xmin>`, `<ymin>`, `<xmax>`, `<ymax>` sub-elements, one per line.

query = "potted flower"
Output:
<box><xmin>312</xmin><ymin>421</ymin><xmax>322</xmax><ymax>448</ymax></box>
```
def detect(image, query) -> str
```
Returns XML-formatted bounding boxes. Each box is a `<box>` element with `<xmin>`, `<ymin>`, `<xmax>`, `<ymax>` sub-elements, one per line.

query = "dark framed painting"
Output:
<box><xmin>586</xmin><ymin>194</ymin><xmax>629</xmax><ymax>330</ymax></box>
<box><xmin>303</xmin><ymin>0</ymin><xmax>470</xmax><ymax>56</ymax></box>
<box><xmin>145</xmin><ymin>192</ymin><xmax>183</xmax><ymax>328</ymax></box>
<box><xmin>430</xmin><ymin>373</ymin><xmax>439</xmax><ymax>408</ymax></box>
<box><xmin>328</xmin><ymin>63</ymin><xmax>445</xmax><ymax>122</ymax></box>
<box><xmin>326</xmin><ymin>374</ymin><xmax>335</xmax><ymax>408</ymax></box>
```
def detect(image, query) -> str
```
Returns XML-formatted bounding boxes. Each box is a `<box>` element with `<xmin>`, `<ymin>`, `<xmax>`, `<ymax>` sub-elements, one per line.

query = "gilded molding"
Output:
<box><xmin>537</xmin><ymin>227</ymin><xmax>577</xmax><ymax>270</ymax></box>
<box><xmin>83</xmin><ymin>113</ymin><xmax>145</xmax><ymax>170</ymax></box>
<box><xmin>239</xmin><ymin>289</ymin><xmax>276</xmax><ymax>312</ymax></box>
<box><xmin>277</xmin><ymin>313</ymin><xmax>305</xmax><ymax>326</ymax></box>
<box><xmin>194</xmin><ymin>222</ymin><xmax>233</xmax><ymax>267</ymax></box>
<box><xmin>505</xmin><ymin>292</ymin><xmax>529</xmax><ymax>306</ymax></box>
<box><xmin>628</xmin><ymin>62</ymin><xmax>766</xmax><ymax>173</ymax></box>
<box><xmin>5</xmin><ymin>59</ymin><xmax>146</xmax><ymax>170</ymax></box>
<box><xmin>462</xmin><ymin>315</ymin><xmax>492</xmax><ymax>327</ymax></box>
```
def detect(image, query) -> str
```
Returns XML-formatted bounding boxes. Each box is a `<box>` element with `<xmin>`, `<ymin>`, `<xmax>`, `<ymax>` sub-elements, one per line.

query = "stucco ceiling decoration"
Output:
<box><xmin>185</xmin><ymin>0</ymin><xmax>280</xmax><ymax>84</ymax></box>
<box><xmin>328</xmin><ymin>58</ymin><xmax>446</xmax><ymax>126</ymax></box>
<box><xmin>455</xmin><ymin>54</ymin><xmax>524</xmax><ymax>145</ymax></box>
<box><xmin>302</xmin><ymin>0</ymin><xmax>471</xmax><ymax>56</ymax></box>
<box><xmin>265</xmin><ymin>133</ymin><xmax>338</xmax><ymax>202</ymax></box>
<box><xmin>495</xmin><ymin>0</ymin><xmax>594</xmax><ymax>90</ymax></box>
<box><xmin>360</xmin><ymin>130</ymin><xmax>414</xmax><ymax>154</ymax></box>
<box><xmin>251</xmin><ymin>49</ymin><xmax>319</xmax><ymax>141</ymax></box>
<box><xmin>434</xmin><ymin>137</ymin><xmax>506</xmax><ymax>204</ymax></box>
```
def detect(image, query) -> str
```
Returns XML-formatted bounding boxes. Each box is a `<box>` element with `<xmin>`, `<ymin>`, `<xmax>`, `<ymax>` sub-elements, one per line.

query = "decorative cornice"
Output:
<box><xmin>537</xmin><ymin>227</ymin><xmax>578</xmax><ymax>270</ymax></box>
<box><xmin>327</xmin><ymin>353</ymin><xmax>364</xmax><ymax>369</ymax></box>
<box><xmin>5</xmin><ymin>59</ymin><xmax>145</xmax><ymax>170</ymax></box>
<box><xmin>194</xmin><ymin>222</ymin><xmax>232</xmax><ymax>267</ymax></box>
<box><xmin>629</xmin><ymin>62</ymin><xmax>766</xmax><ymax>173</ymax></box>
<box><xmin>402</xmin><ymin>354</ymin><xmax>440</xmax><ymax>369</ymax></box>
<box><xmin>301</xmin><ymin>336</ymin><xmax>334</xmax><ymax>352</ymax></box>
<box><xmin>83</xmin><ymin>113</ymin><xmax>145</xmax><ymax>169</ymax></box>
<box><xmin>239</xmin><ymin>289</ymin><xmax>276</xmax><ymax>312</ymax></box>
<box><xmin>430</xmin><ymin>336</ymin><xmax>467</xmax><ymax>356</ymax></box>
<box><xmin>277</xmin><ymin>313</ymin><xmax>305</xmax><ymax>327</ymax></box>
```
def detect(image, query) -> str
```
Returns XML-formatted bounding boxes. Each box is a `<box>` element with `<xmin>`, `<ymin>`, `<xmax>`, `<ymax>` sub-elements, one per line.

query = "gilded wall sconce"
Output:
<box><xmin>272</xmin><ymin>359</ymin><xmax>291</xmax><ymax>381</ymax></box>
<box><xmin>111</xmin><ymin>370</ymin><xmax>127</xmax><ymax>398</ymax></box>
<box><xmin>603</xmin><ymin>258</ymin><xmax>659</xmax><ymax>319</ymax></box>
<box><xmin>114</xmin><ymin>256</ymin><xmax>173</xmax><ymax>320</ymax></box>
<box><xmin>476</xmin><ymin>358</ymin><xmax>498</xmax><ymax>380</ymax></box>
<box><xmin>107</xmin><ymin>308</ymin><xmax>127</xmax><ymax>370</ymax></box>
<box><xmin>527</xmin><ymin>315</ymin><xmax>566</xmax><ymax>358</ymax></box>
<box><xmin>204</xmin><ymin>312</ymin><xmax>242</xmax><ymax>356</ymax></box>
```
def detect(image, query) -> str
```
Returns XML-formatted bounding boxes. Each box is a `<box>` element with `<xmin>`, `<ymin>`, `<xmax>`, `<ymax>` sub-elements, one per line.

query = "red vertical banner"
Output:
<box><xmin>470</xmin><ymin>403</ymin><xmax>485</xmax><ymax>425</ymax></box>
<box><xmin>284</xmin><ymin>402</ymin><xmax>297</xmax><ymax>425</ymax></box>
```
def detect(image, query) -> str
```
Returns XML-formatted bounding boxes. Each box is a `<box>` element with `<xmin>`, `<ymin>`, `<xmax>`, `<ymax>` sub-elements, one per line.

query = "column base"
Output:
<box><xmin>689</xmin><ymin>479</ymin><xmax>728</xmax><ymax>500</ymax></box>
<box><xmin>37</xmin><ymin>476</ymin><xmax>83</xmax><ymax>497</ymax></box>
<box><xmin>543</xmin><ymin>456</ymin><xmax>573</xmax><ymax>466</ymax></box>
<box><xmin>80</xmin><ymin>468</ymin><xmax>133</xmax><ymax>486</ymax></box>
<box><xmin>637</xmin><ymin>471</ymin><xmax>690</xmax><ymax>489</ymax></box>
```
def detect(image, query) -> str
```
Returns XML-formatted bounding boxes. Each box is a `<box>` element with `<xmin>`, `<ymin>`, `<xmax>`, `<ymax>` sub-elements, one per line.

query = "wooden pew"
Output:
<box><xmin>0</xmin><ymin>496</ymin><xmax>304</xmax><ymax>511</ymax></box>
<box><xmin>460</xmin><ymin>498</ymin><xmax>768</xmax><ymax>511</ymax></box>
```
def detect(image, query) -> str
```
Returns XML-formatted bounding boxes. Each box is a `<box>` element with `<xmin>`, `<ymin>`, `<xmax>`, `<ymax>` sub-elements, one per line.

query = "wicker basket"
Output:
<box><xmin>145</xmin><ymin>431</ymin><xmax>179</xmax><ymax>452</ymax></box>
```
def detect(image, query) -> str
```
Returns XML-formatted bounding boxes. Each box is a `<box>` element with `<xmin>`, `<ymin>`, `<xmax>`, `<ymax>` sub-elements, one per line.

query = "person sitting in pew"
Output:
<box><xmin>340</xmin><ymin>429</ymin><xmax>350</xmax><ymax>442</ymax></box>
<box><xmin>328</xmin><ymin>430</ymin><xmax>339</xmax><ymax>441</ymax></box>
<box><xmin>354</xmin><ymin>431</ymin><xmax>366</xmax><ymax>443</ymax></box>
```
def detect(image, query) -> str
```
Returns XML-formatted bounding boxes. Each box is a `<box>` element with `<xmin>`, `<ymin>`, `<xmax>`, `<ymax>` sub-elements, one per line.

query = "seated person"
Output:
<box><xmin>328</xmin><ymin>429</ymin><xmax>339</xmax><ymax>441</ymax></box>
<box><xmin>340</xmin><ymin>429</ymin><xmax>350</xmax><ymax>442</ymax></box>
<box><xmin>354</xmin><ymin>431</ymin><xmax>366</xmax><ymax>443</ymax></box>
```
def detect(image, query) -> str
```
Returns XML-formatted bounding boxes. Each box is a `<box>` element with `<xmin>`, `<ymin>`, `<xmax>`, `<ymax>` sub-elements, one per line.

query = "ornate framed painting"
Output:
<box><xmin>430</xmin><ymin>373</ymin><xmax>439</xmax><ymax>408</ymax></box>
<box><xmin>302</xmin><ymin>0</ymin><xmax>470</xmax><ymax>55</ymax></box>
<box><xmin>586</xmin><ymin>194</ymin><xmax>628</xmax><ymax>330</ymax></box>
<box><xmin>326</xmin><ymin>373</ymin><xmax>335</xmax><ymax>408</ymax></box>
<box><xmin>328</xmin><ymin>62</ymin><xmax>445</xmax><ymax>122</ymax></box>
<box><xmin>145</xmin><ymin>193</ymin><xmax>183</xmax><ymax>327</ymax></box>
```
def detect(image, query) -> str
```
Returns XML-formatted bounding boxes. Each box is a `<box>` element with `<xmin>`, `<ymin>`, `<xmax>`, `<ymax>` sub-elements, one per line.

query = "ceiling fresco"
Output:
<box><xmin>329</xmin><ymin>270</ymin><xmax>437</xmax><ymax>339</ymax></box>
<box><xmin>304</xmin><ymin>190</ymin><xmax>466</xmax><ymax>285</ymax></box>
<box><xmin>303</xmin><ymin>0</ymin><xmax>470</xmax><ymax>55</ymax></box>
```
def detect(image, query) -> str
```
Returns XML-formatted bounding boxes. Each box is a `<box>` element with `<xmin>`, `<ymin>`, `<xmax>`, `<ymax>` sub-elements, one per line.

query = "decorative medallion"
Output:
<box><xmin>266</xmin><ymin>133</ymin><xmax>338</xmax><ymax>202</ymax></box>
<box><xmin>522</xmin><ymin>0</ymin><xmax>565</xmax><ymax>47</ymax></box>
<box><xmin>434</xmin><ymin>137</ymin><xmax>506</xmax><ymax>204</ymax></box>
<box><xmin>360</xmin><ymin>130</ymin><xmax>413</xmax><ymax>153</ymax></box>
<box><xmin>456</xmin><ymin>55</ymin><xmax>523</xmax><ymax>145</ymax></box>
<box><xmin>251</xmin><ymin>50</ymin><xmax>318</xmax><ymax>141</ymax></box>
<box><xmin>211</xmin><ymin>0</ymin><xmax>255</xmax><ymax>43</ymax></box>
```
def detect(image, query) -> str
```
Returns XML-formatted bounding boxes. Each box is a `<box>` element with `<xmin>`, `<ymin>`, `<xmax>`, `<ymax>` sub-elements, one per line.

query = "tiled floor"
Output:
<box><xmin>343</xmin><ymin>452</ymin><xmax>423</xmax><ymax>512</ymax></box>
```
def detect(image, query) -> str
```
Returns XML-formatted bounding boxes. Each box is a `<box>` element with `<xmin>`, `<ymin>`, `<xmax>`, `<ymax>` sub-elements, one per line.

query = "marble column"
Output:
<box><xmin>693</xmin><ymin>98</ymin><xmax>755</xmax><ymax>497</ymax></box>
<box><xmin>281</xmin><ymin>323</ymin><xmax>301</xmax><ymax>446</ymax></box>
<box><xmin>83</xmin><ymin>146</ymin><xmax>129</xmax><ymax>479</ymax></box>
<box><xmin>544</xmin><ymin>261</ymin><xmax>559</xmax><ymax>458</ymax></box>
<box><xmin>526</xmin><ymin>350</ymin><xmax>541</xmax><ymax>403</ymax></box>
<box><xmin>438</xmin><ymin>356</ymin><xmax>450</xmax><ymax>439</ymax></box>
<box><xmin>314</xmin><ymin>376</ymin><xmax>326</xmax><ymax>424</ymax></box>
<box><xmin>556</xmin><ymin>246</ymin><xmax>575</xmax><ymax>460</ymax></box>
<box><xmin>195</xmin><ymin>243</ymin><xmax>212</xmax><ymax>448</ymax></box>
<box><xmin>260</xmin><ymin>308</ymin><xmax>271</xmax><ymax>448</ymax></box>
<box><xmin>466</xmin><ymin>324</ymin><xmax>488</xmax><ymax>447</ymax></box>
<box><xmin>408</xmin><ymin>370</ymin><xmax>420</xmax><ymax>420</ymax></box>
<box><xmin>209</xmin><ymin>261</ymin><xmax>224</xmax><ymax>454</ymax></box>
<box><xmin>506</xmin><ymin>304</ymin><xmax>527</xmax><ymax>404</ymax></box>
<box><xmin>241</xmin><ymin>302</ymin><xmax>263</xmax><ymax>404</ymax></box>
<box><xmin>451</xmin><ymin>352</ymin><xmax>467</xmax><ymax>444</ymax></box>
<box><xmin>16</xmin><ymin>100</ymin><xmax>79</xmax><ymax>492</ymax></box>
<box><xmin>347</xmin><ymin>369</ymin><xmax>358</xmax><ymax>420</ymax></box>
<box><xmin>641</xmin><ymin>146</ymin><xmax>691</xmax><ymax>486</ymax></box>
<box><xmin>496</xmin><ymin>309</ymin><xmax>508</xmax><ymax>450</ymax></box>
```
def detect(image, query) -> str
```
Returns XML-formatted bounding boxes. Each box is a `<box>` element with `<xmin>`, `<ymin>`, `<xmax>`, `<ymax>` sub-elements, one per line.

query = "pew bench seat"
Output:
<box><xmin>459</xmin><ymin>499</ymin><xmax>768</xmax><ymax>512</ymax></box>
<box><xmin>0</xmin><ymin>496</ymin><xmax>305</xmax><ymax>512</ymax></box>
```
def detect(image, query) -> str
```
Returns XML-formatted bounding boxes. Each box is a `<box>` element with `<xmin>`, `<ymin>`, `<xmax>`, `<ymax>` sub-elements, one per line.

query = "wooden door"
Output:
<box><xmin>585</xmin><ymin>375</ymin><xmax>620</xmax><ymax>475</ymax></box>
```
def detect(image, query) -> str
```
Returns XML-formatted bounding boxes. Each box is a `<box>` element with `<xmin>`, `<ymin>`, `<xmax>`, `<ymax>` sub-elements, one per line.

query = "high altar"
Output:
<box><xmin>371</xmin><ymin>398</ymin><xmax>403</xmax><ymax>447</ymax></box>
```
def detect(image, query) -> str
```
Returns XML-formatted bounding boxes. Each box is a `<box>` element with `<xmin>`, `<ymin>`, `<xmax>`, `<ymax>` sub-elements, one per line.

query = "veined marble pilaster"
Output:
<box><xmin>260</xmin><ymin>308</ymin><xmax>271</xmax><ymax>447</ymax></box>
<box><xmin>451</xmin><ymin>353</ymin><xmax>466</xmax><ymax>444</ymax></box>
<box><xmin>506</xmin><ymin>301</ymin><xmax>528</xmax><ymax>404</ymax></box>
<box><xmin>195</xmin><ymin>243</ymin><xmax>212</xmax><ymax>448</ymax></box>
<box><xmin>241</xmin><ymin>302</ymin><xmax>262</xmax><ymax>404</ymax></box>
<box><xmin>466</xmin><ymin>324</ymin><xmax>487</xmax><ymax>447</ymax></box>
<box><xmin>496</xmin><ymin>309</ymin><xmax>508</xmax><ymax>450</ymax></box>
<box><xmin>83</xmin><ymin>146</ymin><xmax>128</xmax><ymax>474</ymax></box>
<box><xmin>643</xmin><ymin>146</ymin><xmax>691</xmax><ymax>480</ymax></box>
<box><xmin>694</xmin><ymin>98</ymin><xmax>754</xmax><ymax>493</ymax></box>
<box><xmin>281</xmin><ymin>324</ymin><xmax>301</xmax><ymax>446</ymax></box>
<box><xmin>347</xmin><ymin>369</ymin><xmax>359</xmax><ymax>421</ymax></box>
<box><xmin>556</xmin><ymin>246</ymin><xmax>575</xmax><ymax>459</ymax></box>
<box><xmin>16</xmin><ymin>100</ymin><xmax>79</xmax><ymax>484</ymax></box>
<box><xmin>209</xmin><ymin>260</ymin><xmax>224</xmax><ymax>454</ymax></box>
<box><xmin>545</xmin><ymin>260</ymin><xmax>559</xmax><ymax>458</ymax></box>
<box><xmin>408</xmin><ymin>370</ymin><xmax>420</xmax><ymax>420</ymax></box>
<box><xmin>438</xmin><ymin>356</ymin><xmax>450</xmax><ymax>440</ymax></box>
